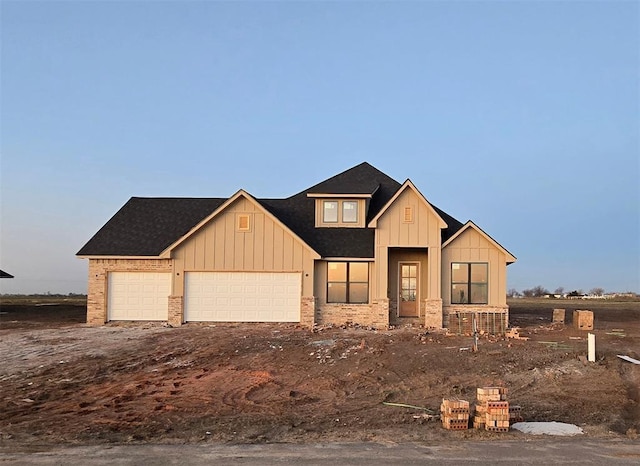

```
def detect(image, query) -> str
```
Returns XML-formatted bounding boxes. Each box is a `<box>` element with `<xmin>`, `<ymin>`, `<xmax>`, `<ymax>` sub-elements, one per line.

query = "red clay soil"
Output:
<box><xmin>0</xmin><ymin>299</ymin><xmax>638</xmax><ymax>447</ymax></box>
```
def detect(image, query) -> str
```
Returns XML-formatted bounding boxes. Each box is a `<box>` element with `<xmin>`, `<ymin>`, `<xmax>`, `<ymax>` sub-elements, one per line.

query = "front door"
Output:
<box><xmin>399</xmin><ymin>263</ymin><xmax>419</xmax><ymax>317</ymax></box>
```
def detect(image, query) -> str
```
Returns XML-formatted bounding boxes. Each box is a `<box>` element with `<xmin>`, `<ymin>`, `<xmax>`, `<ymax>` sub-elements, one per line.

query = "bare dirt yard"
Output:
<box><xmin>1</xmin><ymin>297</ymin><xmax>638</xmax><ymax>449</ymax></box>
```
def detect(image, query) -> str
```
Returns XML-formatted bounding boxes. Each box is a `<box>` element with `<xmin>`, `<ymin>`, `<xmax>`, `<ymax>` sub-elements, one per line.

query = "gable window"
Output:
<box><xmin>327</xmin><ymin>262</ymin><xmax>369</xmax><ymax>304</ymax></box>
<box><xmin>451</xmin><ymin>263</ymin><xmax>488</xmax><ymax>304</ymax></box>
<box><xmin>403</xmin><ymin>206</ymin><xmax>414</xmax><ymax>223</ymax></box>
<box><xmin>237</xmin><ymin>214</ymin><xmax>251</xmax><ymax>232</ymax></box>
<box><xmin>342</xmin><ymin>201</ymin><xmax>358</xmax><ymax>223</ymax></box>
<box><xmin>323</xmin><ymin>201</ymin><xmax>339</xmax><ymax>223</ymax></box>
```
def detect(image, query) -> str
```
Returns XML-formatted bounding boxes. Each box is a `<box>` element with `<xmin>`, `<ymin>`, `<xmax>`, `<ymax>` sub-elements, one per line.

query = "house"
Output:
<box><xmin>77</xmin><ymin>162</ymin><xmax>516</xmax><ymax>329</ymax></box>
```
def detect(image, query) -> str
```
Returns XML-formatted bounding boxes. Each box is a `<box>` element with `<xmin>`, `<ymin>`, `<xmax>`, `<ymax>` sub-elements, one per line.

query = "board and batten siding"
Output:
<box><xmin>441</xmin><ymin>228</ymin><xmax>508</xmax><ymax>306</ymax></box>
<box><xmin>373</xmin><ymin>188</ymin><xmax>442</xmax><ymax>300</ymax></box>
<box><xmin>171</xmin><ymin>197</ymin><xmax>315</xmax><ymax>296</ymax></box>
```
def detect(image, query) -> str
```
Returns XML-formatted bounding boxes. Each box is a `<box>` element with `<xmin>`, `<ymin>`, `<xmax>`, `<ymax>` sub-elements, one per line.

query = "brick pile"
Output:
<box><xmin>440</xmin><ymin>399</ymin><xmax>470</xmax><ymax>430</ymax></box>
<box><xmin>473</xmin><ymin>387</ymin><xmax>521</xmax><ymax>432</ymax></box>
<box><xmin>573</xmin><ymin>310</ymin><xmax>594</xmax><ymax>330</ymax></box>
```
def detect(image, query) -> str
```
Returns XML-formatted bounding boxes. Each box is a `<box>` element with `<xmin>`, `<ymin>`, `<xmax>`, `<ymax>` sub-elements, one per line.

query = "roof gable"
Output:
<box><xmin>442</xmin><ymin>221</ymin><xmax>517</xmax><ymax>264</ymax></box>
<box><xmin>162</xmin><ymin>190</ymin><xmax>320</xmax><ymax>259</ymax></box>
<box><xmin>368</xmin><ymin>180</ymin><xmax>448</xmax><ymax>229</ymax></box>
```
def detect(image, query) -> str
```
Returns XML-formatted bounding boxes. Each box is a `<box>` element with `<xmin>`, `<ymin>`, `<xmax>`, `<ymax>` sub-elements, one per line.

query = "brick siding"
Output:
<box><xmin>316</xmin><ymin>298</ymin><xmax>389</xmax><ymax>328</ymax></box>
<box><xmin>168</xmin><ymin>295</ymin><xmax>183</xmax><ymax>326</ymax></box>
<box><xmin>423</xmin><ymin>299</ymin><xmax>443</xmax><ymax>328</ymax></box>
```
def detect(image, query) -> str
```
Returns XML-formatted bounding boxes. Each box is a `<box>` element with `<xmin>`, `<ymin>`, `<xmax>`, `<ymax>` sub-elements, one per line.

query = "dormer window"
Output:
<box><xmin>317</xmin><ymin>199</ymin><xmax>364</xmax><ymax>227</ymax></box>
<box><xmin>323</xmin><ymin>201</ymin><xmax>339</xmax><ymax>223</ymax></box>
<box><xmin>342</xmin><ymin>201</ymin><xmax>358</xmax><ymax>223</ymax></box>
<box><xmin>310</xmin><ymin>195</ymin><xmax>369</xmax><ymax>228</ymax></box>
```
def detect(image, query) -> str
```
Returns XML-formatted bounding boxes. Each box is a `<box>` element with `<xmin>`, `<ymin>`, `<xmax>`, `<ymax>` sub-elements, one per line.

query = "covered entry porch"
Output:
<box><xmin>387</xmin><ymin>247</ymin><xmax>443</xmax><ymax>328</ymax></box>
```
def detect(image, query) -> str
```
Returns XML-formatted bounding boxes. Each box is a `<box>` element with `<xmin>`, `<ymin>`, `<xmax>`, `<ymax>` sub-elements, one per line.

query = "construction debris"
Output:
<box><xmin>617</xmin><ymin>355</ymin><xmax>640</xmax><ymax>365</ymax></box>
<box><xmin>511</xmin><ymin>421</ymin><xmax>583</xmax><ymax>436</ymax></box>
<box><xmin>382</xmin><ymin>402</ymin><xmax>435</xmax><ymax>413</ymax></box>
<box><xmin>505</xmin><ymin>327</ymin><xmax>530</xmax><ymax>341</ymax></box>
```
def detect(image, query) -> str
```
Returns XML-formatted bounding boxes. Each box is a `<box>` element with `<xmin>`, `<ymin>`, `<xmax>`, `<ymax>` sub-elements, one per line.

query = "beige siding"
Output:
<box><xmin>172</xmin><ymin>197</ymin><xmax>315</xmax><ymax>296</ymax></box>
<box><xmin>376</xmin><ymin>189</ymin><xmax>442</xmax><ymax>247</ymax></box>
<box><xmin>441</xmin><ymin>228</ymin><xmax>508</xmax><ymax>306</ymax></box>
<box><xmin>374</xmin><ymin>188</ymin><xmax>442</xmax><ymax>301</ymax></box>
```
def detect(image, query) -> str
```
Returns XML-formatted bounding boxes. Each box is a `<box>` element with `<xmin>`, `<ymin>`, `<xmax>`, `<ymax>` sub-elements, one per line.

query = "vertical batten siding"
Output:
<box><xmin>441</xmin><ymin>228</ymin><xmax>507</xmax><ymax>306</ymax></box>
<box><xmin>375</xmin><ymin>188</ymin><xmax>443</xmax><ymax>301</ymax></box>
<box><xmin>172</xmin><ymin>197</ymin><xmax>314</xmax><ymax>296</ymax></box>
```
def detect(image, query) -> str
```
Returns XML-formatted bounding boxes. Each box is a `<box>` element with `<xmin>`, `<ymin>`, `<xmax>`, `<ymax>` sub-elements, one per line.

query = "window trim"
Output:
<box><xmin>237</xmin><ymin>214</ymin><xmax>251</xmax><ymax>232</ymax></box>
<box><xmin>342</xmin><ymin>201</ymin><xmax>359</xmax><ymax>223</ymax></box>
<box><xmin>316</xmin><ymin>199</ymin><xmax>363</xmax><ymax>227</ymax></box>
<box><xmin>327</xmin><ymin>261</ymin><xmax>369</xmax><ymax>304</ymax></box>
<box><xmin>451</xmin><ymin>262</ymin><xmax>488</xmax><ymax>304</ymax></box>
<box><xmin>323</xmin><ymin>201</ymin><xmax>339</xmax><ymax>223</ymax></box>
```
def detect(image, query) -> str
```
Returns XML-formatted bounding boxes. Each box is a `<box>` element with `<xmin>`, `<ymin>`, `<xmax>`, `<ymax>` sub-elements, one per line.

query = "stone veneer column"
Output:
<box><xmin>86</xmin><ymin>260</ymin><xmax>107</xmax><ymax>326</ymax></box>
<box><xmin>168</xmin><ymin>296</ymin><xmax>184</xmax><ymax>327</ymax></box>
<box><xmin>423</xmin><ymin>299</ymin><xmax>443</xmax><ymax>329</ymax></box>
<box><xmin>300</xmin><ymin>296</ymin><xmax>316</xmax><ymax>328</ymax></box>
<box><xmin>372</xmin><ymin>298</ymin><xmax>390</xmax><ymax>329</ymax></box>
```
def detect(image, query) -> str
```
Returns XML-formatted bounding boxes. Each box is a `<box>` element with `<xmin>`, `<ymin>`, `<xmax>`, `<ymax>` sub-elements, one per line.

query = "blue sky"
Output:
<box><xmin>1</xmin><ymin>1</ymin><xmax>638</xmax><ymax>295</ymax></box>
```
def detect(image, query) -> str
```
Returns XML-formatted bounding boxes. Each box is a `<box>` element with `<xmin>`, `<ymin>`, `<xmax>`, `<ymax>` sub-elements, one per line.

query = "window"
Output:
<box><xmin>403</xmin><ymin>206</ymin><xmax>413</xmax><ymax>223</ymax></box>
<box><xmin>327</xmin><ymin>262</ymin><xmax>369</xmax><ymax>303</ymax></box>
<box><xmin>237</xmin><ymin>214</ymin><xmax>251</xmax><ymax>231</ymax></box>
<box><xmin>451</xmin><ymin>263</ymin><xmax>488</xmax><ymax>304</ymax></box>
<box><xmin>323</xmin><ymin>201</ymin><xmax>338</xmax><ymax>223</ymax></box>
<box><xmin>318</xmin><ymin>199</ymin><xmax>362</xmax><ymax>226</ymax></box>
<box><xmin>342</xmin><ymin>201</ymin><xmax>358</xmax><ymax>223</ymax></box>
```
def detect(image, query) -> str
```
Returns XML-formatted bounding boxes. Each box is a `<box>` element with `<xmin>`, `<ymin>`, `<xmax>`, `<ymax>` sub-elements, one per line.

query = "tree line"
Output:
<box><xmin>507</xmin><ymin>286</ymin><xmax>605</xmax><ymax>298</ymax></box>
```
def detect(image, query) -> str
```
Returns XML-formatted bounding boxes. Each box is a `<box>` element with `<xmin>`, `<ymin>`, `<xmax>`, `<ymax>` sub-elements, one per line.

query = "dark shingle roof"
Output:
<box><xmin>0</xmin><ymin>269</ymin><xmax>14</xmax><ymax>278</ymax></box>
<box><xmin>306</xmin><ymin>161</ymin><xmax>397</xmax><ymax>196</ymax></box>
<box><xmin>77</xmin><ymin>198</ymin><xmax>226</xmax><ymax>256</ymax></box>
<box><xmin>77</xmin><ymin>162</ymin><xmax>464</xmax><ymax>258</ymax></box>
<box><xmin>432</xmin><ymin>204</ymin><xmax>465</xmax><ymax>243</ymax></box>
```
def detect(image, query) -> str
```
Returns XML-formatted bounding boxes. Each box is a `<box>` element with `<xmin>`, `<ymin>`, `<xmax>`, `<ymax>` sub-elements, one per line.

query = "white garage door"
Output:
<box><xmin>108</xmin><ymin>272</ymin><xmax>171</xmax><ymax>321</ymax></box>
<box><xmin>184</xmin><ymin>272</ymin><xmax>301</xmax><ymax>322</ymax></box>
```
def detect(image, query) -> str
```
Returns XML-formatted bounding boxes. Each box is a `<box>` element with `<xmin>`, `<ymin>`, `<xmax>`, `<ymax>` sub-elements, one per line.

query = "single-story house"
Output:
<box><xmin>77</xmin><ymin>162</ymin><xmax>516</xmax><ymax>329</ymax></box>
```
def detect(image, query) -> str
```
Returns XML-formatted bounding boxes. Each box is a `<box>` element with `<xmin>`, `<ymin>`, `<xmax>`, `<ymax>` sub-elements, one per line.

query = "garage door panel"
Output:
<box><xmin>108</xmin><ymin>272</ymin><xmax>170</xmax><ymax>321</ymax></box>
<box><xmin>185</xmin><ymin>272</ymin><xmax>301</xmax><ymax>322</ymax></box>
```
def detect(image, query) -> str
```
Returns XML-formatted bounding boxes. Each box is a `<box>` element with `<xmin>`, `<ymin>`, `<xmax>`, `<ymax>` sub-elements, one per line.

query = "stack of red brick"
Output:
<box><xmin>473</xmin><ymin>387</ymin><xmax>523</xmax><ymax>431</ymax></box>
<box><xmin>440</xmin><ymin>399</ymin><xmax>470</xmax><ymax>430</ymax></box>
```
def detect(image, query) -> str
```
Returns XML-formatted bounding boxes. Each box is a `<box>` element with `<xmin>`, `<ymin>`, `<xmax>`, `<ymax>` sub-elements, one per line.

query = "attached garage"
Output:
<box><xmin>184</xmin><ymin>272</ymin><xmax>301</xmax><ymax>322</ymax></box>
<box><xmin>107</xmin><ymin>272</ymin><xmax>171</xmax><ymax>321</ymax></box>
